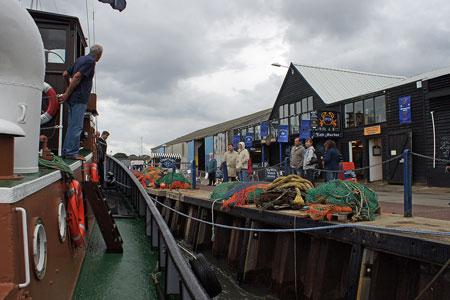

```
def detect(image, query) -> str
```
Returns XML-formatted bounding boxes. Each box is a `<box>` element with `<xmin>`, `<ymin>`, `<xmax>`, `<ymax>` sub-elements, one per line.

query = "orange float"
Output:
<box><xmin>91</xmin><ymin>163</ymin><xmax>99</xmax><ymax>183</ymax></box>
<box><xmin>67</xmin><ymin>180</ymin><xmax>85</xmax><ymax>247</ymax></box>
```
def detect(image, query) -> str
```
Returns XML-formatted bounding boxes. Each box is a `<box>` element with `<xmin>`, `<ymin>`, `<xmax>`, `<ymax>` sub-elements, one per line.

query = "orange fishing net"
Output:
<box><xmin>221</xmin><ymin>184</ymin><xmax>269</xmax><ymax>210</ymax></box>
<box><xmin>306</xmin><ymin>204</ymin><xmax>353</xmax><ymax>221</ymax></box>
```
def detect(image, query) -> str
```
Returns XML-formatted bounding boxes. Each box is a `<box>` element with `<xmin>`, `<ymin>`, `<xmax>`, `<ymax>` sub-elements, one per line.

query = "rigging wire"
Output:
<box><xmin>85</xmin><ymin>0</ymin><xmax>91</xmax><ymax>47</ymax></box>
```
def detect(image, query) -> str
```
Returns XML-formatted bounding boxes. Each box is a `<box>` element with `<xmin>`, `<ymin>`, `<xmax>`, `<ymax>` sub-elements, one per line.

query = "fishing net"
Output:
<box><xmin>221</xmin><ymin>183</ymin><xmax>270</xmax><ymax>210</ymax></box>
<box><xmin>305</xmin><ymin>180</ymin><xmax>379</xmax><ymax>221</ymax></box>
<box><xmin>155</xmin><ymin>173</ymin><xmax>191</xmax><ymax>189</ymax></box>
<box><xmin>222</xmin><ymin>181</ymin><xmax>268</xmax><ymax>200</ymax></box>
<box><xmin>208</xmin><ymin>181</ymin><xmax>242</xmax><ymax>200</ymax></box>
<box><xmin>306</xmin><ymin>204</ymin><xmax>353</xmax><ymax>221</ymax></box>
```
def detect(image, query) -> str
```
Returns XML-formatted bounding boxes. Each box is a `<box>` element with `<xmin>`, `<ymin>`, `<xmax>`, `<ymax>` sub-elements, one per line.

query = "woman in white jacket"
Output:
<box><xmin>303</xmin><ymin>138</ymin><xmax>316</xmax><ymax>186</ymax></box>
<box><xmin>236</xmin><ymin>142</ymin><xmax>249</xmax><ymax>182</ymax></box>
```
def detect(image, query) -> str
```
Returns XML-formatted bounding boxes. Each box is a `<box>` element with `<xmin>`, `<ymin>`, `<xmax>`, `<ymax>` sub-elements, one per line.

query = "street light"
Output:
<box><xmin>271</xmin><ymin>62</ymin><xmax>294</xmax><ymax>74</ymax></box>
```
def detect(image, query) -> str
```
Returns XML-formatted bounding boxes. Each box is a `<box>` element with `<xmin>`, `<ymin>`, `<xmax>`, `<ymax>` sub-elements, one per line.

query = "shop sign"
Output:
<box><xmin>232</xmin><ymin>135</ymin><xmax>240</xmax><ymax>149</ymax></box>
<box><xmin>310</xmin><ymin>110</ymin><xmax>342</xmax><ymax>138</ymax></box>
<box><xmin>245</xmin><ymin>132</ymin><xmax>254</xmax><ymax>147</ymax></box>
<box><xmin>399</xmin><ymin>96</ymin><xmax>411</xmax><ymax>124</ymax></box>
<box><xmin>278</xmin><ymin>125</ymin><xmax>289</xmax><ymax>142</ymax></box>
<box><xmin>260</xmin><ymin>122</ymin><xmax>269</xmax><ymax>137</ymax></box>
<box><xmin>364</xmin><ymin>125</ymin><xmax>381</xmax><ymax>136</ymax></box>
<box><xmin>300</xmin><ymin>120</ymin><xmax>311</xmax><ymax>139</ymax></box>
<box><xmin>160</xmin><ymin>158</ymin><xmax>175</xmax><ymax>168</ymax></box>
<box><xmin>265</xmin><ymin>167</ymin><xmax>279</xmax><ymax>180</ymax></box>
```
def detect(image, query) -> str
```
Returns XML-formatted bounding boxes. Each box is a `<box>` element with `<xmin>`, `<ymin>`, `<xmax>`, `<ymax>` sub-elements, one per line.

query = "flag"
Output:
<box><xmin>98</xmin><ymin>0</ymin><xmax>127</xmax><ymax>12</ymax></box>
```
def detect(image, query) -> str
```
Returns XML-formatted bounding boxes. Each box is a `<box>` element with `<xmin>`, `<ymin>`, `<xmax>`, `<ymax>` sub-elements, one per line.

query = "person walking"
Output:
<box><xmin>224</xmin><ymin>144</ymin><xmax>238</xmax><ymax>181</ymax></box>
<box><xmin>236</xmin><ymin>142</ymin><xmax>249</xmax><ymax>182</ymax></box>
<box><xmin>322</xmin><ymin>139</ymin><xmax>340</xmax><ymax>182</ymax></box>
<box><xmin>59</xmin><ymin>44</ymin><xmax>103</xmax><ymax>160</ymax></box>
<box><xmin>96</xmin><ymin>131</ymin><xmax>109</xmax><ymax>185</ymax></box>
<box><xmin>206</xmin><ymin>153</ymin><xmax>217</xmax><ymax>186</ymax></box>
<box><xmin>303</xmin><ymin>138</ymin><xmax>316</xmax><ymax>186</ymax></box>
<box><xmin>290</xmin><ymin>137</ymin><xmax>305</xmax><ymax>176</ymax></box>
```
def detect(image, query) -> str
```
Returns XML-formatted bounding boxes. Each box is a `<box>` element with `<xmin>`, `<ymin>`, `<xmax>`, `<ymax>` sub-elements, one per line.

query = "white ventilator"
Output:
<box><xmin>0</xmin><ymin>0</ymin><xmax>45</xmax><ymax>173</ymax></box>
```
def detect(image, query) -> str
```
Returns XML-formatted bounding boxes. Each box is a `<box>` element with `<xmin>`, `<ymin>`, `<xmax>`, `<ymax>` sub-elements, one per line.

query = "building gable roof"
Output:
<box><xmin>292</xmin><ymin>64</ymin><xmax>405</xmax><ymax>104</ymax></box>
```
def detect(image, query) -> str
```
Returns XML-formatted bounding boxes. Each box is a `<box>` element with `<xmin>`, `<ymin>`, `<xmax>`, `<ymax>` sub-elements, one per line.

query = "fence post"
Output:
<box><xmin>403</xmin><ymin>149</ymin><xmax>412</xmax><ymax>217</ymax></box>
<box><xmin>284</xmin><ymin>157</ymin><xmax>290</xmax><ymax>175</ymax></box>
<box><xmin>192</xmin><ymin>160</ymin><xmax>196</xmax><ymax>190</ymax></box>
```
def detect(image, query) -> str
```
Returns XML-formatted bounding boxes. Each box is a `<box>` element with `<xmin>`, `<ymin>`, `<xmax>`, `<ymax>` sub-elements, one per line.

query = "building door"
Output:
<box><xmin>387</xmin><ymin>131</ymin><xmax>412</xmax><ymax>184</ymax></box>
<box><xmin>350</xmin><ymin>140</ymin><xmax>364</xmax><ymax>179</ymax></box>
<box><xmin>368</xmin><ymin>138</ymin><xmax>382</xmax><ymax>181</ymax></box>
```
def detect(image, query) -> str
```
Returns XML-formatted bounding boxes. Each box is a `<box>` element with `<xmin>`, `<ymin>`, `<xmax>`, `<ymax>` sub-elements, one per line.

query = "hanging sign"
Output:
<box><xmin>278</xmin><ymin>125</ymin><xmax>289</xmax><ymax>142</ymax></box>
<box><xmin>364</xmin><ymin>125</ymin><xmax>381</xmax><ymax>136</ymax></box>
<box><xmin>399</xmin><ymin>96</ymin><xmax>411</xmax><ymax>124</ymax></box>
<box><xmin>260</xmin><ymin>122</ymin><xmax>269</xmax><ymax>137</ymax></box>
<box><xmin>300</xmin><ymin>120</ymin><xmax>311</xmax><ymax>139</ymax></box>
<box><xmin>160</xmin><ymin>157</ymin><xmax>175</xmax><ymax>168</ymax></box>
<box><xmin>245</xmin><ymin>132</ymin><xmax>254</xmax><ymax>147</ymax></box>
<box><xmin>265</xmin><ymin>167</ymin><xmax>279</xmax><ymax>180</ymax></box>
<box><xmin>232</xmin><ymin>135</ymin><xmax>240</xmax><ymax>149</ymax></box>
<box><xmin>310</xmin><ymin>110</ymin><xmax>319</xmax><ymax>128</ymax></box>
<box><xmin>310</xmin><ymin>111</ymin><xmax>342</xmax><ymax>138</ymax></box>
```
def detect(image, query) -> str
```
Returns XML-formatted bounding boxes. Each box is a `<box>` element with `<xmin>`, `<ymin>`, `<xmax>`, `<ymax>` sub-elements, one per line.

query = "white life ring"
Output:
<box><xmin>40</xmin><ymin>82</ymin><xmax>59</xmax><ymax>125</ymax></box>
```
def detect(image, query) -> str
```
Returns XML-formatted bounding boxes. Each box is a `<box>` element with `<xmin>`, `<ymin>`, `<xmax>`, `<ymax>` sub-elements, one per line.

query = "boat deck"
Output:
<box><xmin>72</xmin><ymin>189</ymin><xmax>157</xmax><ymax>300</ymax></box>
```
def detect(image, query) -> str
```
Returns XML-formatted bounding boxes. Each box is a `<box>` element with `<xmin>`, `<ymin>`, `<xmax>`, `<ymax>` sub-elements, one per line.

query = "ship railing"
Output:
<box><xmin>106</xmin><ymin>155</ymin><xmax>211</xmax><ymax>300</ymax></box>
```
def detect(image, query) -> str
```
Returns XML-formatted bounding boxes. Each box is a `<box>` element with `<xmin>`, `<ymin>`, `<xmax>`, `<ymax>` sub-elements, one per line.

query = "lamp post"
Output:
<box><xmin>271</xmin><ymin>63</ymin><xmax>294</xmax><ymax>74</ymax></box>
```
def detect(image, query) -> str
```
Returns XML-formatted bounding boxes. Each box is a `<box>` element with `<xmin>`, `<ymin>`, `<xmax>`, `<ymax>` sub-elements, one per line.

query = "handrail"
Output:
<box><xmin>106</xmin><ymin>155</ymin><xmax>210</xmax><ymax>300</ymax></box>
<box><xmin>15</xmin><ymin>207</ymin><xmax>30</xmax><ymax>288</ymax></box>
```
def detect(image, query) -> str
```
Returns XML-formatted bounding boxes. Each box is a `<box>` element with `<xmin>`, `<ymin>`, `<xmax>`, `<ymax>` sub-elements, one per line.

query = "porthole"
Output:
<box><xmin>33</xmin><ymin>218</ymin><xmax>47</xmax><ymax>280</ymax></box>
<box><xmin>58</xmin><ymin>201</ymin><xmax>67</xmax><ymax>242</ymax></box>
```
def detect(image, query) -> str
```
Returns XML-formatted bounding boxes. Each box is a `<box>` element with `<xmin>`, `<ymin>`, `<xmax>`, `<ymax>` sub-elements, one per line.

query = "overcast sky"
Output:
<box><xmin>22</xmin><ymin>0</ymin><xmax>450</xmax><ymax>155</ymax></box>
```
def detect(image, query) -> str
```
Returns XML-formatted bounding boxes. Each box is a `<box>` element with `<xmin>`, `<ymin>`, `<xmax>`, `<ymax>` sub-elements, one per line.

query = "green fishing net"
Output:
<box><xmin>305</xmin><ymin>180</ymin><xmax>379</xmax><ymax>221</ymax></box>
<box><xmin>208</xmin><ymin>181</ymin><xmax>242</xmax><ymax>200</ymax></box>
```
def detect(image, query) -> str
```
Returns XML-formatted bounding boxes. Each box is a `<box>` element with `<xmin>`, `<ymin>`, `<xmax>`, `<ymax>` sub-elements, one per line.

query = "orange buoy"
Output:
<box><xmin>91</xmin><ymin>163</ymin><xmax>99</xmax><ymax>183</ymax></box>
<box><xmin>67</xmin><ymin>180</ymin><xmax>86</xmax><ymax>247</ymax></box>
<box><xmin>160</xmin><ymin>183</ymin><xmax>166</xmax><ymax>189</ymax></box>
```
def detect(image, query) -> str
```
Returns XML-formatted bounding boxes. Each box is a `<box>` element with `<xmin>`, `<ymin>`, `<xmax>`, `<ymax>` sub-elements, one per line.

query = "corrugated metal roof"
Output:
<box><xmin>293</xmin><ymin>64</ymin><xmax>405</xmax><ymax>104</ymax></box>
<box><xmin>152</xmin><ymin>108</ymin><xmax>271</xmax><ymax>150</ymax></box>
<box><xmin>382</xmin><ymin>65</ymin><xmax>450</xmax><ymax>90</ymax></box>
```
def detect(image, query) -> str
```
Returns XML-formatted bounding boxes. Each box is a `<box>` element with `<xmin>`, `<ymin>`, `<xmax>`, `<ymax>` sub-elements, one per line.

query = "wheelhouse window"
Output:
<box><xmin>345</xmin><ymin>103</ymin><xmax>354</xmax><ymax>128</ymax></box>
<box><xmin>39</xmin><ymin>28</ymin><xmax>66</xmax><ymax>64</ymax></box>
<box><xmin>374</xmin><ymin>96</ymin><xmax>386</xmax><ymax>123</ymax></box>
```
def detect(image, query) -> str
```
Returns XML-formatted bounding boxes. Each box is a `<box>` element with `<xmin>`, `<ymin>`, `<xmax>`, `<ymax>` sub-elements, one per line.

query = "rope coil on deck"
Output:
<box><xmin>150</xmin><ymin>196</ymin><xmax>450</xmax><ymax>236</ymax></box>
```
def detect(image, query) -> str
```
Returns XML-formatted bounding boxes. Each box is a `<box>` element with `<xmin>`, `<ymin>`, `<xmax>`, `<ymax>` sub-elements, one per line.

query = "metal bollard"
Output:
<box><xmin>403</xmin><ymin>149</ymin><xmax>412</xmax><ymax>217</ymax></box>
<box><xmin>192</xmin><ymin>160</ymin><xmax>196</xmax><ymax>190</ymax></box>
<box><xmin>284</xmin><ymin>157</ymin><xmax>290</xmax><ymax>176</ymax></box>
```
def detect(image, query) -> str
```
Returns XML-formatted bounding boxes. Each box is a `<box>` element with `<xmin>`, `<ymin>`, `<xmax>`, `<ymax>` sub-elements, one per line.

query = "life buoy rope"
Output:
<box><xmin>67</xmin><ymin>180</ymin><xmax>85</xmax><ymax>247</ymax></box>
<box><xmin>40</xmin><ymin>82</ymin><xmax>58</xmax><ymax>125</ymax></box>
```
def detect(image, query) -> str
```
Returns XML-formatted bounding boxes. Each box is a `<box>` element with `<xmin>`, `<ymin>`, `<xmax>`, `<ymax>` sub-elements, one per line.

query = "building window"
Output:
<box><xmin>283</xmin><ymin>104</ymin><xmax>289</xmax><ymax>118</ymax></box>
<box><xmin>290</xmin><ymin>116</ymin><xmax>299</xmax><ymax>134</ymax></box>
<box><xmin>308</xmin><ymin>96</ymin><xmax>313</xmax><ymax>111</ymax></box>
<box><xmin>255</xmin><ymin>125</ymin><xmax>261</xmax><ymax>140</ymax></box>
<box><xmin>241</xmin><ymin>128</ymin><xmax>247</xmax><ymax>137</ymax></box>
<box><xmin>374</xmin><ymin>95</ymin><xmax>386</xmax><ymax>123</ymax></box>
<box><xmin>345</xmin><ymin>103</ymin><xmax>354</xmax><ymax>128</ymax></box>
<box><xmin>280</xmin><ymin>118</ymin><xmax>289</xmax><ymax>126</ymax></box>
<box><xmin>295</xmin><ymin>101</ymin><xmax>301</xmax><ymax>115</ymax></box>
<box><xmin>354</xmin><ymin>101</ymin><xmax>364</xmax><ymax>126</ymax></box>
<box><xmin>279</xmin><ymin>106</ymin><xmax>284</xmax><ymax>118</ymax></box>
<box><xmin>270</xmin><ymin>120</ymin><xmax>279</xmax><ymax>137</ymax></box>
<box><xmin>364</xmin><ymin>98</ymin><xmax>374</xmax><ymax>125</ymax></box>
<box><xmin>290</xmin><ymin>103</ymin><xmax>295</xmax><ymax>116</ymax></box>
<box><xmin>302</xmin><ymin>98</ymin><xmax>308</xmax><ymax>113</ymax></box>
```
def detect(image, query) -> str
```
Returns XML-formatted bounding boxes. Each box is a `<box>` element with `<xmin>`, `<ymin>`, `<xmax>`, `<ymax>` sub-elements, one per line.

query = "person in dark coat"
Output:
<box><xmin>206</xmin><ymin>153</ymin><xmax>217</xmax><ymax>186</ymax></box>
<box><xmin>322</xmin><ymin>140</ymin><xmax>340</xmax><ymax>182</ymax></box>
<box><xmin>96</xmin><ymin>131</ymin><xmax>109</xmax><ymax>185</ymax></box>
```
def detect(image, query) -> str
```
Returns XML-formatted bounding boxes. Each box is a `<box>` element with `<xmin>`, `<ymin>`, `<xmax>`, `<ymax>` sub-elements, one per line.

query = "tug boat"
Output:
<box><xmin>0</xmin><ymin>2</ymin><xmax>96</xmax><ymax>299</ymax></box>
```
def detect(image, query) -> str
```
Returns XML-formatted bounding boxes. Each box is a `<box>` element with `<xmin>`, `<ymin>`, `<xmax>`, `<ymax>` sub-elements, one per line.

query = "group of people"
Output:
<box><xmin>206</xmin><ymin>142</ymin><xmax>250</xmax><ymax>185</ymax></box>
<box><xmin>290</xmin><ymin>137</ymin><xmax>341</xmax><ymax>186</ymax></box>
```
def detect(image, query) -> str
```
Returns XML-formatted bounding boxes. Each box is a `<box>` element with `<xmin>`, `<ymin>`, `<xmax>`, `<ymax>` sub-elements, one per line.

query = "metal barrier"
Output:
<box><xmin>106</xmin><ymin>155</ymin><xmax>210</xmax><ymax>300</ymax></box>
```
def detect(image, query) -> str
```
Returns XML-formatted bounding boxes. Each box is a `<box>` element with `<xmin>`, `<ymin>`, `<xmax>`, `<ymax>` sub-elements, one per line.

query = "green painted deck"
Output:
<box><xmin>0</xmin><ymin>149</ymin><xmax>92</xmax><ymax>188</ymax></box>
<box><xmin>72</xmin><ymin>217</ymin><xmax>158</xmax><ymax>300</ymax></box>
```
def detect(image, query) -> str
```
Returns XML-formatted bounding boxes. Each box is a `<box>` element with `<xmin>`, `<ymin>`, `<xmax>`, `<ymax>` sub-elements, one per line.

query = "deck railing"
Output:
<box><xmin>106</xmin><ymin>155</ymin><xmax>210</xmax><ymax>300</ymax></box>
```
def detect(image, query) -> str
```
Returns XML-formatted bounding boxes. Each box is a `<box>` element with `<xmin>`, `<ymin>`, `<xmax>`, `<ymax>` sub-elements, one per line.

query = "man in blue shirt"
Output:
<box><xmin>59</xmin><ymin>44</ymin><xmax>103</xmax><ymax>160</ymax></box>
